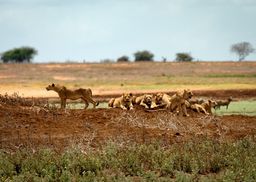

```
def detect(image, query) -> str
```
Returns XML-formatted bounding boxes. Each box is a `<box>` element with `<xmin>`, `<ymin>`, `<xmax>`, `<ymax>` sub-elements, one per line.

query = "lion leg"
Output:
<box><xmin>61</xmin><ymin>99</ymin><xmax>66</xmax><ymax>109</ymax></box>
<box><xmin>129</xmin><ymin>103</ymin><xmax>134</xmax><ymax>110</ymax></box>
<box><xmin>82</xmin><ymin>99</ymin><xmax>89</xmax><ymax>109</ymax></box>
<box><xmin>120</xmin><ymin>105</ymin><xmax>128</xmax><ymax>110</ymax></box>
<box><xmin>176</xmin><ymin>104</ymin><xmax>182</xmax><ymax>116</ymax></box>
<box><xmin>84</xmin><ymin>96</ymin><xmax>98</xmax><ymax>108</ymax></box>
<box><xmin>182</xmin><ymin>104</ymin><xmax>189</xmax><ymax>117</ymax></box>
<box><xmin>200</xmin><ymin>107</ymin><xmax>209</xmax><ymax>115</ymax></box>
<box><xmin>208</xmin><ymin>107</ymin><xmax>213</xmax><ymax>114</ymax></box>
<box><xmin>140</xmin><ymin>102</ymin><xmax>149</xmax><ymax>109</ymax></box>
<box><xmin>60</xmin><ymin>99</ymin><xmax>64</xmax><ymax>109</ymax></box>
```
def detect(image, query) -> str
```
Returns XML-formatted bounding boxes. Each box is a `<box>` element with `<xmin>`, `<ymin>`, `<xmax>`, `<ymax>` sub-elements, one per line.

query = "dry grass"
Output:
<box><xmin>1</xmin><ymin>62</ymin><xmax>256</xmax><ymax>97</ymax></box>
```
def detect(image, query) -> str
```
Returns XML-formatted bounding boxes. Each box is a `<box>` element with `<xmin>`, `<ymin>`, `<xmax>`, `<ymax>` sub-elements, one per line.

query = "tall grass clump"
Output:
<box><xmin>0</xmin><ymin>137</ymin><xmax>255</xmax><ymax>181</ymax></box>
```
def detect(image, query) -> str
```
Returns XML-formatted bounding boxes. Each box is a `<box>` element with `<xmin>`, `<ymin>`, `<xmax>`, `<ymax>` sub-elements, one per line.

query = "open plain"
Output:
<box><xmin>0</xmin><ymin>61</ymin><xmax>256</xmax><ymax>180</ymax></box>
<box><xmin>1</xmin><ymin>61</ymin><xmax>256</xmax><ymax>150</ymax></box>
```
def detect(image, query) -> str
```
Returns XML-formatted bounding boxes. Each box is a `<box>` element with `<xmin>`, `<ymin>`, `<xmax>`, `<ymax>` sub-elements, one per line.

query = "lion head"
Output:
<box><xmin>208</xmin><ymin>100</ymin><xmax>217</xmax><ymax>107</ymax></box>
<box><xmin>155</xmin><ymin>93</ymin><xmax>164</xmax><ymax>105</ymax></box>
<box><xmin>143</xmin><ymin>94</ymin><xmax>153</xmax><ymax>108</ymax></box>
<box><xmin>122</xmin><ymin>93</ymin><xmax>133</xmax><ymax>103</ymax></box>
<box><xmin>183</xmin><ymin>89</ymin><xmax>193</xmax><ymax>100</ymax></box>
<box><xmin>46</xmin><ymin>83</ymin><xmax>56</xmax><ymax>91</ymax></box>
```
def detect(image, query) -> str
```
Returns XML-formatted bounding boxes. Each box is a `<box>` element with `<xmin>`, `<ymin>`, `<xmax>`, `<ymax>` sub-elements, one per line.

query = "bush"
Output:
<box><xmin>0</xmin><ymin>138</ymin><xmax>256</xmax><ymax>181</ymax></box>
<box><xmin>175</xmin><ymin>52</ymin><xmax>193</xmax><ymax>62</ymax></box>
<box><xmin>134</xmin><ymin>50</ymin><xmax>154</xmax><ymax>62</ymax></box>
<box><xmin>117</xmin><ymin>56</ymin><xmax>130</xmax><ymax>62</ymax></box>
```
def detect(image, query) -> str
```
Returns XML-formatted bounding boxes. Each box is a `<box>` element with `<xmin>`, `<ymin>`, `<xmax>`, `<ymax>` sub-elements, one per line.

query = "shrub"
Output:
<box><xmin>175</xmin><ymin>52</ymin><xmax>193</xmax><ymax>62</ymax></box>
<box><xmin>0</xmin><ymin>138</ymin><xmax>256</xmax><ymax>181</ymax></box>
<box><xmin>134</xmin><ymin>50</ymin><xmax>154</xmax><ymax>62</ymax></box>
<box><xmin>117</xmin><ymin>56</ymin><xmax>130</xmax><ymax>62</ymax></box>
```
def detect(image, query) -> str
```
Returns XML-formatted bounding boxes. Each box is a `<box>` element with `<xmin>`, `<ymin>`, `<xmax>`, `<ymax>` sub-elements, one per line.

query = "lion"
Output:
<box><xmin>108</xmin><ymin>93</ymin><xmax>133</xmax><ymax>110</ymax></box>
<box><xmin>201</xmin><ymin>100</ymin><xmax>217</xmax><ymax>114</ymax></box>
<box><xmin>154</xmin><ymin>93</ymin><xmax>172</xmax><ymax>109</ymax></box>
<box><xmin>169</xmin><ymin>89</ymin><xmax>193</xmax><ymax>116</ymax></box>
<box><xmin>46</xmin><ymin>83</ymin><xmax>99</xmax><ymax>109</ymax></box>
<box><xmin>133</xmin><ymin>94</ymin><xmax>155</xmax><ymax>109</ymax></box>
<box><xmin>185</xmin><ymin>100</ymin><xmax>209</xmax><ymax>115</ymax></box>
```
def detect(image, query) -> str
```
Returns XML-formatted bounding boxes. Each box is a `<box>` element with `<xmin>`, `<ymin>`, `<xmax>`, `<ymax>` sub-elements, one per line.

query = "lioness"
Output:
<box><xmin>46</xmin><ymin>83</ymin><xmax>99</xmax><ymax>109</ymax></box>
<box><xmin>169</xmin><ymin>89</ymin><xmax>193</xmax><ymax>117</ymax></box>
<box><xmin>201</xmin><ymin>100</ymin><xmax>217</xmax><ymax>114</ymax></box>
<box><xmin>108</xmin><ymin>93</ymin><xmax>133</xmax><ymax>110</ymax></box>
<box><xmin>185</xmin><ymin>100</ymin><xmax>209</xmax><ymax>115</ymax></box>
<box><xmin>154</xmin><ymin>93</ymin><xmax>172</xmax><ymax>109</ymax></box>
<box><xmin>133</xmin><ymin>94</ymin><xmax>155</xmax><ymax>109</ymax></box>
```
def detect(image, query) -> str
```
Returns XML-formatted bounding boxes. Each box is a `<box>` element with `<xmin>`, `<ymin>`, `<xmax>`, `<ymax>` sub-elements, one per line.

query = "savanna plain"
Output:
<box><xmin>0</xmin><ymin>61</ymin><xmax>256</xmax><ymax>181</ymax></box>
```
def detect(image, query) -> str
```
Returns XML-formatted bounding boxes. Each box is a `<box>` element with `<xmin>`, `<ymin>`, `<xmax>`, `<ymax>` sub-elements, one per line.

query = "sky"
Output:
<box><xmin>0</xmin><ymin>0</ymin><xmax>256</xmax><ymax>62</ymax></box>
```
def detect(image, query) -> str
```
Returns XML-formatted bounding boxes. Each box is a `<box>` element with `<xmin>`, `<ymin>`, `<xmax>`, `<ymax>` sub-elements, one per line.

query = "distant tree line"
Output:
<box><xmin>1</xmin><ymin>41</ymin><xmax>255</xmax><ymax>63</ymax></box>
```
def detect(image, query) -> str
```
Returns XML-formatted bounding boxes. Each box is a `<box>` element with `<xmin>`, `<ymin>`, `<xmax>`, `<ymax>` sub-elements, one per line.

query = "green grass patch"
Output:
<box><xmin>214</xmin><ymin>100</ymin><xmax>256</xmax><ymax>116</ymax></box>
<box><xmin>206</xmin><ymin>74</ymin><xmax>256</xmax><ymax>78</ymax></box>
<box><xmin>1</xmin><ymin>138</ymin><xmax>256</xmax><ymax>181</ymax></box>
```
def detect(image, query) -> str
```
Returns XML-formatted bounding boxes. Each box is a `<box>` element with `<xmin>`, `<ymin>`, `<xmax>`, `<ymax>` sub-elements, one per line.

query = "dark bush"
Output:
<box><xmin>117</xmin><ymin>56</ymin><xmax>130</xmax><ymax>62</ymax></box>
<box><xmin>175</xmin><ymin>53</ymin><xmax>193</xmax><ymax>62</ymax></box>
<box><xmin>134</xmin><ymin>50</ymin><xmax>154</xmax><ymax>62</ymax></box>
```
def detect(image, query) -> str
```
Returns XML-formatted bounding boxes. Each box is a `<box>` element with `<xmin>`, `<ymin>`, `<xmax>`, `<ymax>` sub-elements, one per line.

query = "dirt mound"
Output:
<box><xmin>0</xmin><ymin>102</ymin><xmax>255</xmax><ymax>152</ymax></box>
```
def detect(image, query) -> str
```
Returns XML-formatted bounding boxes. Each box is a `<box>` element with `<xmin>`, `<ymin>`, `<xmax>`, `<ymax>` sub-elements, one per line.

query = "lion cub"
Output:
<box><xmin>169</xmin><ymin>89</ymin><xmax>193</xmax><ymax>117</ymax></box>
<box><xmin>133</xmin><ymin>94</ymin><xmax>155</xmax><ymax>109</ymax></box>
<box><xmin>46</xmin><ymin>83</ymin><xmax>99</xmax><ymax>109</ymax></box>
<box><xmin>185</xmin><ymin>101</ymin><xmax>209</xmax><ymax>115</ymax></box>
<box><xmin>108</xmin><ymin>93</ymin><xmax>134</xmax><ymax>110</ymax></box>
<box><xmin>201</xmin><ymin>100</ymin><xmax>217</xmax><ymax>114</ymax></box>
<box><xmin>154</xmin><ymin>93</ymin><xmax>172</xmax><ymax>109</ymax></box>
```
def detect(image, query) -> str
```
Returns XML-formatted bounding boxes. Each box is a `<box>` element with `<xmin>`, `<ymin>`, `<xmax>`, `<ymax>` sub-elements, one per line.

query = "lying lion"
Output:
<box><xmin>185</xmin><ymin>100</ymin><xmax>209</xmax><ymax>115</ymax></box>
<box><xmin>133</xmin><ymin>94</ymin><xmax>155</xmax><ymax>109</ymax></box>
<box><xmin>154</xmin><ymin>93</ymin><xmax>172</xmax><ymax>109</ymax></box>
<box><xmin>108</xmin><ymin>93</ymin><xmax>133</xmax><ymax>110</ymax></box>
<box><xmin>201</xmin><ymin>100</ymin><xmax>217</xmax><ymax>114</ymax></box>
<box><xmin>46</xmin><ymin>83</ymin><xmax>99</xmax><ymax>109</ymax></box>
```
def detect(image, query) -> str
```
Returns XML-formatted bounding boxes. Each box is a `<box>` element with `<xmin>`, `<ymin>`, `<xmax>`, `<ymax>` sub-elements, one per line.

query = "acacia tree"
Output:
<box><xmin>1</xmin><ymin>46</ymin><xmax>37</xmax><ymax>63</ymax></box>
<box><xmin>230</xmin><ymin>42</ymin><xmax>255</xmax><ymax>61</ymax></box>
<box><xmin>134</xmin><ymin>50</ymin><xmax>154</xmax><ymax>62</ymax></box>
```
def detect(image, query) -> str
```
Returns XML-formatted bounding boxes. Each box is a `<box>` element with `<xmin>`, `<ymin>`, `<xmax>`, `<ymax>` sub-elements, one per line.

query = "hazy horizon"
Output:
<box><xmin>0</xmin><ymin>0</ymin><xmax>256</xmax><ymax>62</ymax></box>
